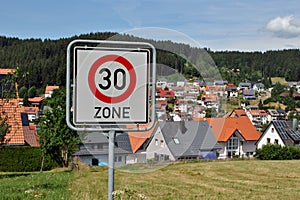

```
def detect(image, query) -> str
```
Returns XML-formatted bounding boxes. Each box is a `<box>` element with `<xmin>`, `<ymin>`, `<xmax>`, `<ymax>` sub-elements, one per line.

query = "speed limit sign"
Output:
<box><xmin>74</xmin><ymin>46</ymin><xmax>149</xmax><ymax>124</ymax></box>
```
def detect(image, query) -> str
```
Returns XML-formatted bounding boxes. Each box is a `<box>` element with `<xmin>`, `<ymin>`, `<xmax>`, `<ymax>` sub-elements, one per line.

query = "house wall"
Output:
<box><xmin>217</xmin><ymin>139</ymin><xmax>257</xmax><ymax>159</ymax></box>
<box><xmin>241</xmin><ymin>141</ymin><xmax>257</xmax><ymax>157</ymax></box>
<box><xmin>146</xmin><ymin>127</ymin><xmax>175</xmax><ymax>161</ymax></box>
<box><xmin>126</xmin><ymin>153</ymin><xmax>147</xmax><ymax>164</ymax></box>
<box><xmin>77</xmin><ymin>154</ymin><xmax>128</xmax><ymax>166</ymax></box>
<box><xmin>257</xmin><ymin>124</ymin><xmax>285</xmax><ymax>149</ymax></box>
<box><xmin>78</xmin><ymin>154</ymin><xmax>107</xmax><ymax>166</ymax></box>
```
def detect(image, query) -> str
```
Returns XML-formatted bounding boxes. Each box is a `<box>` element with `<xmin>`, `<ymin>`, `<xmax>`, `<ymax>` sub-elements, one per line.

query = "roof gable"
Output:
<box><xmin>127</xmin><ymin>122</ymin><xmax>158</xmax><ymax>153</ymax></box>
<box><xmin>159</xmin><ymin>121</ymin><xmax>220</xmax><ymax>158</ymax></box>
<box><xmin>197</xmin><ymin>117</ymin><xmax>261</xmax><ymax>142</ymax></box>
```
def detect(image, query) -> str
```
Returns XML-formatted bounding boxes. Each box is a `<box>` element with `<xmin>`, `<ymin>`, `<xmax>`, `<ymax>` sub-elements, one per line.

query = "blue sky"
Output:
<box><xmin>1</xmin><ymin>0</ymin><xmax>300</xmax><ymax>51</ymax></box>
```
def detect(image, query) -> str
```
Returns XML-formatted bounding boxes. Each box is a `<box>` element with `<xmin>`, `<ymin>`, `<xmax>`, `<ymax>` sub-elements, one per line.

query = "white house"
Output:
<box><xmin>247</xmin><ymin>110</ymin><xmax>268</xmax><ymax>126</ymax></box>
<box><xmin>256</xmin><ymin>120</ymin><xmax>300</xmax><ymax>148</ymax></box>
<box><xmin>253</xmin><ymin>83</ymin><xmax>265</xmax><ymax>93</ymax></box>
<box><xmin>200</xmin><ymin>117</ymin><xmax>261</xmax><ymax>159</ymax></box>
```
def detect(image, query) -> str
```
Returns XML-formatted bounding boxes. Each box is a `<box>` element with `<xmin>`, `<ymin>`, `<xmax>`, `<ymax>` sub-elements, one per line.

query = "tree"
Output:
<box><xmin>258</xmin><ymin>99</ymin><xmax>263</xmax><ymax>109</ymax></box>
<box><xmin>22</xmin><ymin>92</ymin><xmax>30</xmax><ymax>106</ymax></box>
<box><xmin>38</xmin><ymin>87</ymin><xmax>79</xmax><ymax>170</ymax></box>
<box><xmin>18</xmin><ymin>86</ymin><xmax>27</xmax><ymax>98</ymax></box>
<box><xmin>205</xmin><ymin>107</ymin><xmax>217</xmax><ymax>118</ymax></box>
<box><xmin>28</xmin><ymin>86</ymin><xmax>36</xmax><ymax>98</ymax></box>
<box><xmin>0</xmin><ymin>116</ymin><xmax>10</xmax><ymax>145</ymax></box>
<box><xmin>271</xmin><ymin>83</ymin><xmax>286</xmax><ymax>99</ymax></box>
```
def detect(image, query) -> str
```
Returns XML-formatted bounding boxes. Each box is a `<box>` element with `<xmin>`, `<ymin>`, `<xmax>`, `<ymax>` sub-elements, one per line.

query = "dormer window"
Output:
<box><xmin>173</xmin><ymin>138</ymin><xmax>180</xmax><ymax>144</ymax></box>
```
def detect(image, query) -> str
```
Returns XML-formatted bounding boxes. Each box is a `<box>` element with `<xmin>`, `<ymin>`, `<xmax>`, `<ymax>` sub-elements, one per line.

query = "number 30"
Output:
<box><xmin>98</xmin><ymin>68</ymin><xmax>126</xmax><ymax>90</ymax></box>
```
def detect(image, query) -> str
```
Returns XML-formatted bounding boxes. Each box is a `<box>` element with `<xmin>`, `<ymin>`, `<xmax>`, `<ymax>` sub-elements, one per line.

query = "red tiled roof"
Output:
<box><xmin>194</xmin><ymin>117</ymin><xmax>261</xmax><ymax>142</ymax></box>
<box><xmin>0</xmin><ymin>68</ymin><xmax>15</xmax><ymax>75</ymax></box>
<box><xmin>205</xmin><ymin>85</ymin><xmax>219</xmax><ymax>91</ymax></box>
<box><xmin>201</xmin><ymin>94</ymin><xmax>218</xmax><ymax>102</ymax></box>
<box><xmin>127</xmin><ymin>122</ymin><xmax>157</xmax><ymax>153</ymax></box>
<box><xmin>230</xmin><ymin>109</ymin><xmax>247</xmax><ymax>118</ymax></box>
<box><xmin>23</xmin><ymin>125</ymin><xmax>39</xmax><ymax>147</ymax></box>
<box><xmin>248</xmin><ymin>110</ymin><xmax>268</xmax><ymax>116</ymax></box>
<box><xmin>28</xmin><ymin>97</ymin><xmax>45</xmax><ymax>103</ymax></box>
<box><xmin>159</xmin><ymin>90</ymin><xmax>175</xmax><ymax>98</ymax></box>
<box><xmin>45</xmin><ymin>85</ymin><xmax>59</xmax><ymax>94</ymax></box>
<box><xmin>0</xmin><ymin>99</ymin><xmax>24</xmax><ymax>145</ymax></box>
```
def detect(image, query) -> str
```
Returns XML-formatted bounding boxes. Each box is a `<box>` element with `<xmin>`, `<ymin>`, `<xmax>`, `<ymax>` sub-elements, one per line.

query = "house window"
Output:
<box><xmin>271</xmin><ymin>128</ymin><xmax>274</xmax><ymax>133</ymax></box>
<box><xmin>267</xmin><ymin>138</ymin><xmax>271</xmax><ymax>144</ymax></box>
<box><xmin>274</xmin><ymin>139</ymin><xmax>279</xmax><ymax>144</ymax></box>
<box><xmin>155</xmin><ymin>139</ymin><xmax>158</xmax><ymax>146</ymax></box>
<box><xmin>114</xmin><ymin>156</ymin><xmax>122</xmax><ymax>162</ymax></box>
<box><xmin>160</xmin><ymin>140</ymin><xmax>164</xmax><ymax>147</ymax></box>
<box><xmin>226</xmin><ymin>136</ymin><xmax>238</xmax><ymax>150</ymax></box>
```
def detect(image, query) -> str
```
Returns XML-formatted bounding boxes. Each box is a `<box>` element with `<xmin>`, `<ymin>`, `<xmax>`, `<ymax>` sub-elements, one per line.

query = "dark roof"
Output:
<box><xmin>239</xmin><ymin>82</ymin><xmax>251</xmax><ymax>88</ymax></box>
<box><xmin>74</xmin><ymin>132</ymin><xmax>132</xmax><ymax>156</ymax></box>
<box><xmin>272</xmin><ymin>120</ymin><xmax>300</xmax><ymax>144</ymax></box>
<box><xmin>159</xmin><ymin>121</ymin><xmax>220</xmax><ymax>159</ymax></box>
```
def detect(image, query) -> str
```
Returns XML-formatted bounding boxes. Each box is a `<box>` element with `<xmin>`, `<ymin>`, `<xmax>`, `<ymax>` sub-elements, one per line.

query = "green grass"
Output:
<box><xmin>1</xmin><ymin>160</ymin><xmax>300</xmax><ymax>199</ymax></box>
<box><xmin>0</xmin><ymin>170</ymin><xmax>73</xmax><ymax>200</ymax></box>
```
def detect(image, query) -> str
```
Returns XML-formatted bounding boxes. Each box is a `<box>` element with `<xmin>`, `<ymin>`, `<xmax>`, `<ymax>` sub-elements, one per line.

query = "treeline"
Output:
<box><xmin>211</xmin><ymin>50</ymin><xmax>300</xmax><ymax>83</ymax></box>
<box><xmin>0</xmin><ymin>32</ymin><xmax>299</xmax><ymax>90</ymax></box>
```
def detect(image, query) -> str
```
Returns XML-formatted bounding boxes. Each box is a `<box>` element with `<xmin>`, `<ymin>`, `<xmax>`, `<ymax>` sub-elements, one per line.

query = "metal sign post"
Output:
<box><xmin>66</xmin><ymin>40</ymin><xmax>156</xmax><ymax>200</ymax></box>
<box><xmin>108</xmin><ymin>130</ymin><xmax>115</xmax><ymax>200</ymax></box>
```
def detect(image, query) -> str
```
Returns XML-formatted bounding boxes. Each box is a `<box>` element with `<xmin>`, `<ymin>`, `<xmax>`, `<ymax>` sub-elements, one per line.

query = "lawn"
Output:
<box><xmin>0</xmin><ymin>170</ymin><xmax>73</xmax><ymax>199</ymax></box>
<box><xmin>1</xmin><ymin>160</ymin><xmax>300</xmax><ymax>199</ymax></box>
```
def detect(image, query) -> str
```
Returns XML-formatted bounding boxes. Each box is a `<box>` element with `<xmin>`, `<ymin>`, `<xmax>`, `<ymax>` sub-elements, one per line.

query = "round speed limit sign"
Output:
<box><xmin>75</xmin><ymin>48</ymin><xmax>149</xmax><ymax>124</ymax></box>
<box><xmin>88</xmin><ymin>54</ymin><xmax>136</xmax><ymax>104</ymax></box>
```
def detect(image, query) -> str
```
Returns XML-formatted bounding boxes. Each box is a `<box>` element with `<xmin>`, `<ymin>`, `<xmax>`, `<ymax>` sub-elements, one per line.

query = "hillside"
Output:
<box><xmin>0</xmin><ymin>32</ymin><xmax>299</xmax><ymax>91</ymax></box>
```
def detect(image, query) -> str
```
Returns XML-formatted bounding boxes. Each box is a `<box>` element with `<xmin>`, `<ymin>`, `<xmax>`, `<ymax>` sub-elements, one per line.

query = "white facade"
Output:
<box><xmin>146</xmin><ymin>127</ymin><xmax>175</xmax><ymax>161</ymax></box>
<box><xmin>177</xmin><ymin>81</ymin><xmax>185</xmax><ymax>87</ymax></box>
<box><xmin>217</xmin><ymin>131</ymin><xmax>257</xmax><ymax>159</ymax></box>
<box><xmin>256</xmin><ymin>123</ymin><xmax>285</xmax><ymax>149</ymax></box>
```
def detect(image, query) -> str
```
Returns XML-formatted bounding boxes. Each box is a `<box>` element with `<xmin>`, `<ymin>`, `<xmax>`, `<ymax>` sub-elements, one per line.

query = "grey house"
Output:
<box><xmin>146</xmin><ymin>121</ymin><xmax>221</xmax><ymax>161</ymax></box>
<box><xmin>73</xmin><ymin>132</ymin><xmax>132</xmax><ymax>166</ymax></box>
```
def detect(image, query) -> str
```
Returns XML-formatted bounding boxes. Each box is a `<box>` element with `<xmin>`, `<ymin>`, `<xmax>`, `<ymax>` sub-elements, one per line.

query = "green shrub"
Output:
<box><xmin>0</xmin><ymin>146</ymin><xmax>59</xmax><ymax>172</ymax></box>
<box><xmin>255</xmin><ymin>144</ymin><xmax>300</xmax><ymax>160</ymax></box>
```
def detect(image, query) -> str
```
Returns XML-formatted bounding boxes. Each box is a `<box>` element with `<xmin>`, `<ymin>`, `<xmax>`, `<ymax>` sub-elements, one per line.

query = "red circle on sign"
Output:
<box><xmin>88</xmin><ymin>54</ymin><xmax>137</xmax><ymax>103</ymax></box>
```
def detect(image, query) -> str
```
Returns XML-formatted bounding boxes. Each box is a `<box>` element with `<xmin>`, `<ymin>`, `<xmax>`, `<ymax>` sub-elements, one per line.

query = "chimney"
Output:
<box><xmin>293</xmin><ymin>118</ymin><xmax>298</xmax><ymax>131</ymax></box>
<box><xmin>180</xmin><ymin>120</ymin><xmax>187</xmax><ymax>134</ymax></box>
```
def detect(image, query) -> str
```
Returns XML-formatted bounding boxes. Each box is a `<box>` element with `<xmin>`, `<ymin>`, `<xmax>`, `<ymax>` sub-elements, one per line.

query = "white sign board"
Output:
<box><xmin>74</xmin><ymin>47</ymin><xmax>149</xmax><ymax>124</ymax></box>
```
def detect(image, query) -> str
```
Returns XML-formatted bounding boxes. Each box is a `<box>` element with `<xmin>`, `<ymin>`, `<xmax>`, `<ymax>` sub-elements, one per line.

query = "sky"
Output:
<box><xmin>1</xmin><ymin>0</ymin><xmax>300</xmax><ymax>51</ymax></box>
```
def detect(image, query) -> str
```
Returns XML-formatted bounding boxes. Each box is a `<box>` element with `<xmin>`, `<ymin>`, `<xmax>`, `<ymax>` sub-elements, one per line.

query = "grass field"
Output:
<box><xmin>1</xmin><ymin>160</ymin><xmax>300</xmax><ymax>199</ymax></box>
<box><xmin>271</xmin><ymin>77</ymin><xmax>288</xmax><ymax>85</ymax></box>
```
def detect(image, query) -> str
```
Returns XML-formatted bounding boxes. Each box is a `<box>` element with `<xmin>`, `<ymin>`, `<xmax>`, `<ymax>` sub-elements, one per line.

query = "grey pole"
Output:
<box><xmin>108</xmin><ymin>130</ymin><xmax>115</xmax><ymax>200</ymax></box>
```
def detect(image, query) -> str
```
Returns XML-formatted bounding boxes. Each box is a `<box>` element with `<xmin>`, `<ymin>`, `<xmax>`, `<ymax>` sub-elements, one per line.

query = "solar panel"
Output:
<box><xmin>273</xmin><ymin>121</ymin><xmax>292</xmax><ymax>140</ymax></box>
<box><xmin>276</xmin><ymin>127</ymin><xmax>288</xmax><ymax>140</ymax></box>
<box><xmin>273</xmin><ymin>120</ymin><xmax>287</xmax><ymax>128</ymax></box>
<box><xmin>286</xmin><ymin>130</ymin><xmax>300</xmax><ymax>140</ymax></box>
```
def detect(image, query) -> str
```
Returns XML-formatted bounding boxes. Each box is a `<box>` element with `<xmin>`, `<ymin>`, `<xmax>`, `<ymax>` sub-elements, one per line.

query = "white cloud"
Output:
<box><xmin>266</xmin><ymin>15</ymin><xmax>300</xmax><ymax>38</ymax></box>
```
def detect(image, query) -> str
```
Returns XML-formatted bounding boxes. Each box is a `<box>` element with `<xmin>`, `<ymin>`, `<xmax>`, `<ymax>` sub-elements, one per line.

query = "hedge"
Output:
<box><xmin>0</xmin><ymin>146</ymin><xmax>59</xmax><ymax>172</ymax></box>
<box><xmin>255</xmin><ymin>144</ymin><xmax>300</xmax><ymax>160</ymax></box>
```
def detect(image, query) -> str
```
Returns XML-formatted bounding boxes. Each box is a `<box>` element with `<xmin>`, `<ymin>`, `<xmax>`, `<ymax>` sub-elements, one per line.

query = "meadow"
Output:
<box><xmin>1</xmin><ymin>160</ymin><xmax>300</xmax><ymax>199</ymax></box>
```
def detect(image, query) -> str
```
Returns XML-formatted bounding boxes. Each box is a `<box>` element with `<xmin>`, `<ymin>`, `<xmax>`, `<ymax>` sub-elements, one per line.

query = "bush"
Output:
<box><xmin>255</xmin><ymin>144</ymin><xmax>300</xmax><ymax>160</ymax></box>
<box><xmin>0</xmin><ymin>146</ymin><xmax>59</xmax><ymax>172</ymax></box>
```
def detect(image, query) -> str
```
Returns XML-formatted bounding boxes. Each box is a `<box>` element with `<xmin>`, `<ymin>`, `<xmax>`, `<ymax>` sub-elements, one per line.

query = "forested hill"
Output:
<box><xmin>0</xmin><ymin>32</ymin><xmax>299</xmax><ymax>90</ymax></box>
